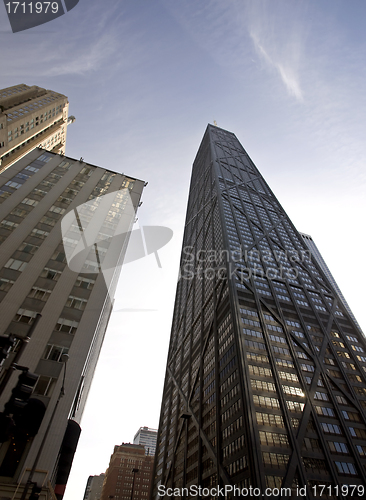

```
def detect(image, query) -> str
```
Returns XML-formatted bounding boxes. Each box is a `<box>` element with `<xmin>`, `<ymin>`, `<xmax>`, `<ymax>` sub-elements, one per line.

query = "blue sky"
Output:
<box><xmin>1</xmin><ymin>0</ymin><xmax>366</xmax><ymax>498</ymax></box>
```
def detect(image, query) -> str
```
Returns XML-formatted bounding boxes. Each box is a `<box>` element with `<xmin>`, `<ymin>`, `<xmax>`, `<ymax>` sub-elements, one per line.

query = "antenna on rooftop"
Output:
<box><xmin>213</xmin><ymin>120</ymin><xmax>217</xmax><ymax>126</ymax></box>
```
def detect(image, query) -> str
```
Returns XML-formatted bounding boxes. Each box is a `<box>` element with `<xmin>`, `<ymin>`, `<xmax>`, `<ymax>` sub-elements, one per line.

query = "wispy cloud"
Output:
<box><xmin>163</xmin><ymin>0</ymin><xmax>306</xmax><ymax>101</ymax></box>
<box><xmin>249</xmin><ymin>30</ymin><xmax>303</xmax><ymax>101</ymax></box>
<box><xmin>245</xmin><ymin>0</ymin><xmax>307</xmax><ymax>101</ymax></box>
<box><xmin>46</xmin><ymin>32</ymin><xmax>117</xmax><ymax>76</ymax></box>
<box><xmin>0</xmin><ymin>0</ymin><xmax>142</xmax><ymax>78</ymax></box>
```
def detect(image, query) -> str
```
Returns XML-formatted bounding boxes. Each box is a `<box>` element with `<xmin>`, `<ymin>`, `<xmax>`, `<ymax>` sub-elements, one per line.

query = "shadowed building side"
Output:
<box><xmin>83</xmin><ymin>473</ymin><xmax>105</xmax><ymax>500</ymax></box>
<box><xmin>152</xmin><ymin>124</ymin><xmax>366</xmax><ymax>499</ymax></box>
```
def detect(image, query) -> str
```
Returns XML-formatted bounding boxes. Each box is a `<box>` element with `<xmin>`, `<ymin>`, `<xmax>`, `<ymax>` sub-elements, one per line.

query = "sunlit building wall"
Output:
<box><xmin>133</xmin><ymin>427</ymin><xmax>158</xmax><ymax>456</ymax></box>
<box><xmin>0</xmin><ymin>84</ymin><xmax>70</xmax><ymax>174</ymax></box>
<box><xmin>0</xmin><ymin>148</ymin><xmax>144</xmax><ymax>500</ymax></box>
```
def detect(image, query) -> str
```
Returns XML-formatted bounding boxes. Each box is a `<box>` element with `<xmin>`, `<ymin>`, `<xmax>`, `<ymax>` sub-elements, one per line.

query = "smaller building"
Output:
<box><xmin>133</xmin><ymin>427</ymin><xmax>157</xmax><ymax>456</ymax></box>
<box><xmin>100</xmin><ymin>444</ymin><xmax>153</xmax><ymax>500</ymax></box>
<box><xmin>83</xmin><ymin>474</ymin><xmax>105</xmax><ymax>500</ymax></box>
<box><xmin>300</xmin><ymin>232</ymin><xmax>362</xmax><ymax>332</ymax></box>
<box><xmin>0</xmin><ymin>84</ymin><xmax>70</xmax><ymax>173</ymax></box>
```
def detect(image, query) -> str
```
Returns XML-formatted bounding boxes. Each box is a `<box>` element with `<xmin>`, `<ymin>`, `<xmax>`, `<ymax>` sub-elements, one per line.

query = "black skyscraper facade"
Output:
<box><xmin>152</xmin><ymin>125</ymin><xmax>366</xmax><ymax>499</ymax></box>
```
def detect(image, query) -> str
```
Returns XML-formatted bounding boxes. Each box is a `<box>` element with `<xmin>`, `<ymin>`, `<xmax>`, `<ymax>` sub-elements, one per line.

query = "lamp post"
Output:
<box><xmin>19</xmin><ymin>354</ymin><xmax>69</xmax><ymax>500</ymax></box>
<box><xmin>130</xmin><ymin>468</ymin><xmax>139</xmax><ymax>500</ymax></box>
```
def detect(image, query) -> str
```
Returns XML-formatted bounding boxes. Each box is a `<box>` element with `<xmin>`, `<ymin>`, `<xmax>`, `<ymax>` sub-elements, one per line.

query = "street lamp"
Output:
<box><xmin>130</xmin><ymin>468</ymin><xmax>139</xmax><ymax>500</ymax></box>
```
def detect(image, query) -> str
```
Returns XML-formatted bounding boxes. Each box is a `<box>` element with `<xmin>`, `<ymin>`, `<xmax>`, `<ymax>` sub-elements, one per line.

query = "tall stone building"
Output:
<box><xmin>152</xmin><ymin>125</ymin><xmax>366</xmax><ymax>499</ymax></box>
<box><xmin>0</xmin><ymin>84</ymin><xmax>72</xmax><ymax>174</ymax></box>
<box><xmin>0</xmin><ymin>148</ymin><xmax>144</xmax><ymax>500</ymax></box>
<box><xmin>83</xmin><ymin>474</ymin><xmax>105</xmax><ymax>500</ymax></box>
<box><xmin>300</xmin><ymin>232</ymin><xmax>362</xmax><ymax>333</ymax></box>
<box><xmin>101</xmin><ymin>444</ymin><xmax>154</xmax><ymax>500</ymax></box>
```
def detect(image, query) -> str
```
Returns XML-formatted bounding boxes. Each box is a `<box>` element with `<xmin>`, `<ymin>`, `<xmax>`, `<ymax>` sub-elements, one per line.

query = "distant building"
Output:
<box><xmin>0</xmin><ymin>84</ymin><xmax>71</xmax><ymax>173</ymax></box>
<box><xmin>100</xmin><ymin>444</ymin><xmax>154</xmax><ymax>500</ymax></box>
<box><xmin>83</xmin><ymin>474</ymin><xmax>105</xmax><ymax>500</ymax></box>
<box><xmin>133</xmin><ymin>427</ymin><xmax>157</xmax><ymax>456</ymax></box>
<box><xmin>300</xmin><ymin>232</ymin><xmax>362</xmax><ymax>332</ymax></box>
<box><xmin>0</xmin><ymin>149</ymin><xmax>144</xmax><ymax>500</ymax></box>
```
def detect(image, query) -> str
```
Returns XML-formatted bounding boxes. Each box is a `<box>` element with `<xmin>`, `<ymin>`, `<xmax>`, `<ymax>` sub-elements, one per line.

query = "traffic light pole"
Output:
<box><xmin>130</xmin><ymin>468</ymin><xmax>139</xmax><ymax>500</ymax></box>
<box><xmin>19</xmin><ymin>355</ymin><xmax>68</xmax><ymax>500</ymax></box>
<box><xmin>0</xmin><ymin>314</ymin><xmax>41</xmax><ymax>398</ymax></box>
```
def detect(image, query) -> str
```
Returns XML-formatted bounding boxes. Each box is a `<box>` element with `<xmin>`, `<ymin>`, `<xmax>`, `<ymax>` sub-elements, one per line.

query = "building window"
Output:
<box><xmin>55</xmin><ymin>318</ymin><xmax>79</xmax><ymax>334</ymax></box>
<box><xmin>0</xmin><ymin>220</ymin><xmax>19</xmax><ymax>231</ymax></box>
<box><xmin>37</xmin><ymin>153</ymin><xmax>53</xmax><ymax>163</ymax></box>
<box><xmin>65</xmin><ymin>295</ymin><xmax>88</xmax><ymax>311</ymax></box>
<box><xmin>33</xmin><ymin>376</ymin><xmax>56</xmax><ymax>397</ymax></box>
<box><xmin>31</xmin><ymin>228</ymin><xmax>49</xmax><ymax>239</ymax></box>
<box><xmin>40</xmin><ymin>268</ymin><xmax>61</xmax><ymax>281</ymax></box>
<box><xmin>40</xmin><ymin>216</ymin><xmax>58</xmax><ymax>227</ymax></box>
<box><xmin>49</xmin><ymin>205</ymin><xmax>66</xmax><ymax>214</ymax></box>
<box><xmin>0</xmin><ymin>278</ymin><xmax>15</xmax><ymax>292</ymax></box>
<box><xmin>28</xmin><ymin>287</ymin><xmax>52</xmax><ymax>301</ymax></box>
<box><xmin>25</xmin><ymin>165</ymin><xmax>40</xmax><ymax>173</ymax></box>
<box><xmin>18</xmin><ymin>242</ymin><xmax>39</xmax><ymax>254</ymax></box>
<box><xmin>321</xmin><ymin>423</ymin><xmax>342</xmax><ymax>435</ymax></box>
<box><xmin>328</xmin><ymin>441</ymin><xmax>349</xmax><ymax>455</ymax></box>
<box><xmin>262</xmin><ymin>452</ymin><xmax>289</xmax><ymax>469</ymax></box>
<box><xmin>4</xmin><ymin>258</ymin><xmax>27</xmax><ymax>271</ymax></box>
<box><xmin>51</xmin><ymin>250</ymin><xmax>66</xmax><ymax>263</ymax></box>
<box><xmin>13</xmin><ymin>308</ymin><xmax>37</xmax><ymax>324</ymax></box>
<box><xmin>43</xmin><ymin>344</ymin><xmax>69</xmax><ymax>362</ymax></box>
<box><xmin>75</xmin><ymin>276</ymin><xmax>95</xmax><ymax>290</ymax></box>
<box><xmin>5</xmin><ymin>180</ymin><xmax>22</xmax><ymax>189</ymax></box>
<box><xmin>334</xmin><ymin>461</ymin><xmax>358</xmax><ymax>476</ymax></box>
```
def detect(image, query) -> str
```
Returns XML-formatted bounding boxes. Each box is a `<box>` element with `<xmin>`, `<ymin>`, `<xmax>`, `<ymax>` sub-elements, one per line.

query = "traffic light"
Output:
<box><xmin>0</xmin><ymin>334</ymin><xmax>15</xmax><ymax>367</ymax></box>
<box><xmin>4</xmin><ymin>370</ymin><xmax>39</xmax><ymax>417</ymax></box>
<box><xmin>16</xmin><ymin>397</ymin><xmax>46</xmax><ymax>437</ymax></box>
<box><xmin>0</xmin><ymin>412</ymin><xmax>15</xmax><ymax>442</ymax></box>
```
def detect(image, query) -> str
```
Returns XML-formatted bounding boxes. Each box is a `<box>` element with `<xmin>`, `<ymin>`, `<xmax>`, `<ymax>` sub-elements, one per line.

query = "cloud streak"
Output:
<box><xmin>46</xmin><ymin>32</ymin><xmax>117</xmax><ymax>76</ymax></box>
<box><xmin>245</xmin><ymin>0</ymin><xmax>306</xmax><ymax>101</ymax></box>
<box><xmin>162</xmin><ymin>0</ymin><xmax>307</xmax><ymax>101</ymax></box>
<box><xmin>0</xmin><ymin>0</ymin><xmax>141</xmax><ymax>78</ymax></box>
<box><xmin>249</xmin><ymin>31</ymin><xmax>303</xmax><ymax>101</ymax></box>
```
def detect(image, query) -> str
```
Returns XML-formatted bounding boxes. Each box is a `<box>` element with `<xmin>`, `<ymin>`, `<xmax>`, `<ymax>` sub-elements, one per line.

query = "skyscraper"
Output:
<box><xmin>0</xmin><ymin>148</ymin><xmax>144</xmax><ymax>500</ymax></box>
<box><xmin>152</xmin><ymin>125</ymin><xmax>366</xmax><ymax>498</ymax></box>
<box><xmin>134</xmin><ymin>427</ymin><xmax>158</xmax><ymax>456</ymax></box>
<box><xmin>0</xmin><ymin>84</ymin><xmax>71</xmax><ymax>174</ymax></box>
